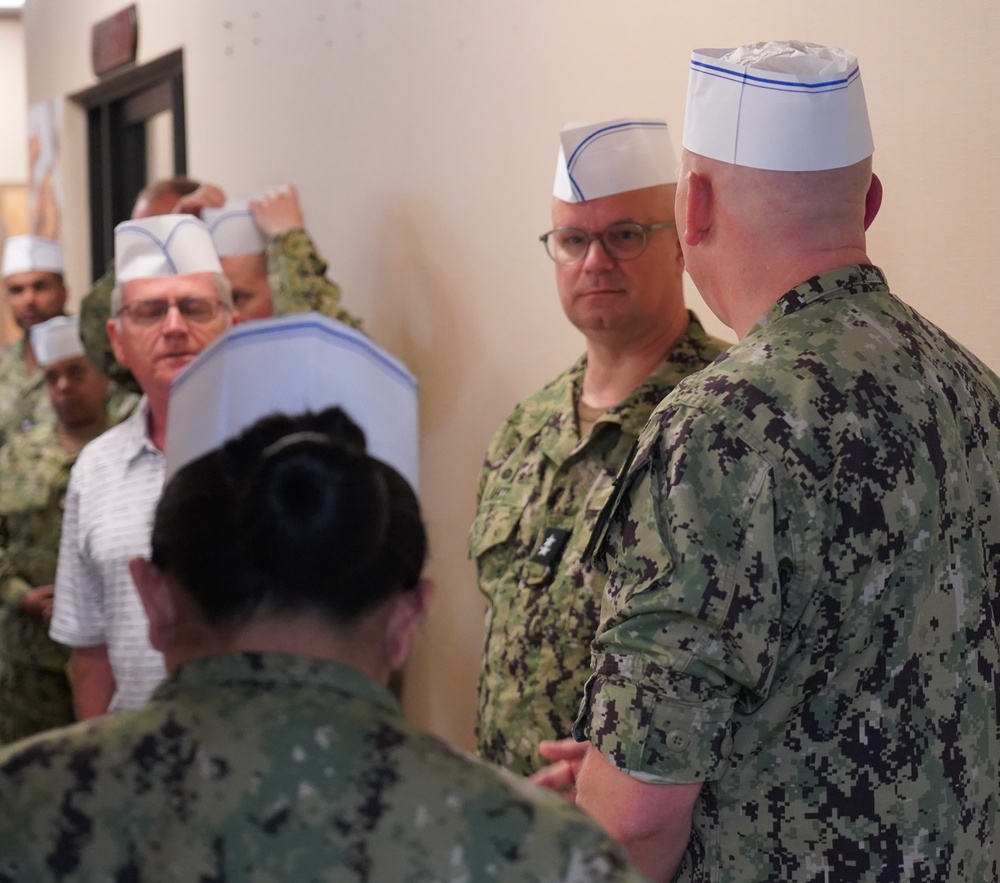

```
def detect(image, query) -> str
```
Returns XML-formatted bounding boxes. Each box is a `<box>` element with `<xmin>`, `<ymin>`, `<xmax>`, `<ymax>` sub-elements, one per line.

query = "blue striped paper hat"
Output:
<box><xmin>683</xmin><ymin>41</ymin><xmax>873</xmax><ymax>171</ymax></box>
<box><xmin>553</xmin><ymin>118</ymin><xmax>677</xmax><ymax>203</ymax></box>
<box><xmin>115</xmin><ymin>214</ymin><xmax>222</xmax><ymax>282</ymax></box>
<box><xmin>203</xmin><ymin>193</ymin><xmax>270</xmax><ymax>257</ymax></box>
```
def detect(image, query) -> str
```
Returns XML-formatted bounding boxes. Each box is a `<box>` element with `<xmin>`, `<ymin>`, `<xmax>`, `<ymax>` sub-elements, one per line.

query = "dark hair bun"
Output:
<box><xmin>242</xmin><ymin>432</ymin><xmax>389</xmax><ymax>590</ymax></box>
<box><xmin>151</xmin><ymin>407</ymin><xmax>426</xmax><ymax>626</ymax></box>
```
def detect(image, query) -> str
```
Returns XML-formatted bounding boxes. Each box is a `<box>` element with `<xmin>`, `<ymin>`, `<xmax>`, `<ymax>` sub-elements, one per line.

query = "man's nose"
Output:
<box><xmin>581</xmin><ymin>236</ymin><xmax>615</xmax><ymax>272</ymax></box>
<box><xmin>161</xmin><ymin>302</ymin><xmax>189</xmax><ymax>333</ymax></box>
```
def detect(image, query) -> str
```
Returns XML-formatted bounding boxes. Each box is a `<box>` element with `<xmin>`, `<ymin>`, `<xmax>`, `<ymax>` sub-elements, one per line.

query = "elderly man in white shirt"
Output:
<box><xmin>50</xmin><ymin>215</ymin><xmax>233</xmax><ymax>717</ymax></box>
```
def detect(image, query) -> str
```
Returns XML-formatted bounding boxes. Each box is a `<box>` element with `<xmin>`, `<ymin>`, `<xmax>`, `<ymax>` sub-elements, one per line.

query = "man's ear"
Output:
<box><xmin>106</xmin><ymin>316</ymin><xmax>128</xmax><ymax>367</ymax></box>
<box><xmin>384</xmin><ymin>579</ymin><xmax>434</xmax><ymax>672</ymax></box>
<box><xmin>130</xmin><ymin>557</ymin><xmax>177</xmax><ymax>653</ymax></box>
<box><xmin>863</xmin><ymin>172</ymin><xmax>883</xmax><ymax>231</ymax></box>
<box><xmin>683</xmin><ymin>170</ymin><xmax>712</xmax><ymax>247</ymax></box>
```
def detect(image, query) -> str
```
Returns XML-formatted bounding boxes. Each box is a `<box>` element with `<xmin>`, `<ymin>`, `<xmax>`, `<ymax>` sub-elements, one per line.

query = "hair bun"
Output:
<box><xmin>240</xmin><ymin>432</ymin><xmax>389</xmax><ymax>587</ymax></box>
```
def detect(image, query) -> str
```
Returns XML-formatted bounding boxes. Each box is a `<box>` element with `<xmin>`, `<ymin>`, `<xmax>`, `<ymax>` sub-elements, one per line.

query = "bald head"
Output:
<box><xmin>132</xmin><ymin>177</ymin><xmax>201</xmax><ymax>220</ymax></box>
<box><xmin>677</xmin><ymin>151</ymin><xmax>882</xmax><ymax>336</ymax></box>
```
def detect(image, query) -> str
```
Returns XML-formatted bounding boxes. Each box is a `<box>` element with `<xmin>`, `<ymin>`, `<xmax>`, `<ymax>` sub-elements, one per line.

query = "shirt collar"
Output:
<box><xmin>157</xmin><ymin>652</ymin><xmax>401</xmax><ymax>715</ymax></box>
<box><xmin>122</xmin><ymin>396</ymin><xmax>162</xmax><ymax>466</ymax></box>
<box><xmin>751</xmin><ymin>264</ymin><xmax>889</xmax><ymax>334</ymax></box>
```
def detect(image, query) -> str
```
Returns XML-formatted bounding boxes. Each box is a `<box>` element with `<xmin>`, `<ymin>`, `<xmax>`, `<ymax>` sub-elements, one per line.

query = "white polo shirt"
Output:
<box><xmin>50</xmin><ymin>399</ymin><xmax>166</xmax><ymax>712</ymax></box>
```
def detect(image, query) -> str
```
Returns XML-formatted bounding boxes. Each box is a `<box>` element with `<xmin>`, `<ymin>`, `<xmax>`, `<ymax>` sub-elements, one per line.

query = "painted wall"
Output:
<box><xmin>0</xmin><ymin>14</ymin><xmax>27</xmax><ymax>344</ymax></box>
<box><xmin>24</xmin><ymin>0</ymin><xmax>1000</xmax><ymax>751</ymax></box>
<box><xmin>0</xmin><ymin>16</ymin><xmax>26</xmax><ymax>183</ymax></box>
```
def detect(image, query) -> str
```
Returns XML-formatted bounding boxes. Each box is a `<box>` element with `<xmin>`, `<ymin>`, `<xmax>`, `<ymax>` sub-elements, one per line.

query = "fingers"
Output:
<box><xmin>538</xmin><ymin>737</ymin><xmax>588</xmax><ymax>762</ymax></box>
<box><xmin>529</xmin><ymin>758</ymin><xmax>577</xmax><ymax>791</ymax></box>
<box><xmin>250</xmin><ymin>185</ymin><xmax>304</xmax><ymax>237</ymax></box>
<box><xmin>173</xmin><ymin>183</ymin><xmax>226</xmax><ymax>216</ymax></box>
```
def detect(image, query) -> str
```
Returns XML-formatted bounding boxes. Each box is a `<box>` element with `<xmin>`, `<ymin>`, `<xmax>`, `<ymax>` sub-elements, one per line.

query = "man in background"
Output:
<box><xmin>79</xmin><ymin>177</ymin><xmax>203</xmax><ymax>393</ymax></box>
<box><xmin>50</xmin><ymin>215</ymin><xmax>234</xmax><ymax>718</ymax></box>
<box><xmin>472</xmin><ymin>118</ymin><xmax>728</xmax><ymax>775</ymax></box>
<box><xmin>0</xmin><ymin>316</ymin><xmax>110</xmax><ymax>743</ymax></box>
<box><xmin>573</xmin><ymin>41</ymin><xmax>1000</xmax><ymax>881</ymax></box>
<box><xmin>80</xmin><ymin>180</ymin><xmax>361</xmax><ymax>393</ymax></box>
<box><xmin>0</xmin><ymin>236</ymin><xmax>68</xmax><ymax>444</ymax></box>
<box><xmin>203</xmin><ymin>184</ymin><xmax>362</xmax><ymax>326</ymax></box>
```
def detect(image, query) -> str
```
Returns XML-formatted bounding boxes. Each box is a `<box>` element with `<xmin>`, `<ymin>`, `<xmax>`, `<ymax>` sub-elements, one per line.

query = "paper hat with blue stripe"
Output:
<box><xmin>683</xmin><ymin>41</ymin><xmax>873</xmax><ymax>172</ymax></box>
<box><xmin>2</xmin><ymin>235</ymin><xmax>63</xmax><ymax>278</ymax></box>
<box><xmin>165</xmin><ymin>312</ymin><xmax>420</xmax><ymax>492</ymax></box>
<box><xmin>202</xmin><ymin>193</ymin><xmax>270</xmax><ymax>257</ymax></box>
<box><xmin>29</xmin><ymin>315</ymin><xmax>85</xmax><ymax>367</ymax></box>
<box><xmin>115</xmin><ymin>214</ymin><xmax>222</xmax><ymax>282</ymax></box>
<box><xmin>553</xmin><ymin>118</ymin><xmax>678</xmax><ymax>203</ymax></box>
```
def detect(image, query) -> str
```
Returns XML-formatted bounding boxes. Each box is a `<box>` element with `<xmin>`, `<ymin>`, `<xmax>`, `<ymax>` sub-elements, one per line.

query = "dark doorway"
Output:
<box><xmin>71</xmin><ymin>50</ymin><xmax>186</xmax><ymax>281</ymax></box>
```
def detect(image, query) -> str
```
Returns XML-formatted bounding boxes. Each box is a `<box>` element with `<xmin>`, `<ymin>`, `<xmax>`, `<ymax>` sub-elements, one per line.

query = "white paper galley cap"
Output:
<box><xmin>553</xmin><ymin>118</ymin><xmax>677</xmax><ymax>203</ymax></box>
<box><xmin>165</xmin><ymin>313</ymin><xmax>420</xmax><ymax>492</ymax></box>
<box><xmin>2</xmin><ymin>235</ymin><xmax>63</xmax><ymax>278</ymax></box>
<box><xmin>683</xmin><ymin>41</ymin><xmax>874</xmax><ymax>171</ymax></box>
<box><xmin>29</xmin><ymin>315</ymin><xmax>86</xmax><ymax>367</ymax></box>
<box><xmin>115</xmin><ymin>214</ymin><xmax>222</xmax><ymax>282</ymax></box>
<box><xmin>202</xmin><ymin>194</ymin><xmax>269</xmax><ymax>257</ymax></box>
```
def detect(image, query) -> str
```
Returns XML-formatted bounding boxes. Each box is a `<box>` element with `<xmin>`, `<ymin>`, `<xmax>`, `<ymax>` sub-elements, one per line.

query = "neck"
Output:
<box><xmin>58</xmin><ymin>417</ymin><xmax>108</xmax><ymax>455</ymax></box>
<box><xmin>22</xmin><ymin>339</ymin><xmax>38</xmax><ymax>375</ymax></box>
<box><xmin>581</xmin><ymin>311</ymin><xmax>689</xmax><ymax>410</ymax></box>
<box><xmin>166</xmin><ymin>609</ymin><xmax>393</xmax><ymax>686</ymax></box>
<box><xmin>725</xmin><ymin>247</ymin><xmax>870</xmax><ymax>339</ymax></box>
<box><xmin>143</xmin><ymin>391</ymin><xmax>170</xmax><ymax>451</ymax></box>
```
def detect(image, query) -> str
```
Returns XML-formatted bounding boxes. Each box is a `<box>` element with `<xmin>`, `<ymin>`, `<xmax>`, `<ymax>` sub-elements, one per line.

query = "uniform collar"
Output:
<box><xmin>751</xmin><ymin>264</ymin><xmax>889</xmax><ymax>334</ymax></box>
<box><xmin>157</xmin><ymin>652</ymin><xmax>400</xmax><ymax>715</ymax></box>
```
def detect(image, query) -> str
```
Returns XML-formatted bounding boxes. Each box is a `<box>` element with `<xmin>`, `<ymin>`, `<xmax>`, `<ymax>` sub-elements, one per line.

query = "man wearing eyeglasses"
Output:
<box><xmin>471</xmin><ymin>118</ymin><xmax>729</xmax><ymax>777</ymax></box>
<box><xmin>50</xmin><ymin>215</ymin><xmax>233</xmax><ymax>718</ymax></box>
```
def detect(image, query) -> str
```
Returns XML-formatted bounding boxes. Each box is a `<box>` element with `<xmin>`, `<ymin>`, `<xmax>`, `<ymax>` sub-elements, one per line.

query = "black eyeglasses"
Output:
<box><xmin>116</xmin><ymin>296</ymin><xmax>227</xmax><ymax>327</ymax></box>
<box><xmin>539</xmin><ymin>221</ymin><xmax>676</xmax><ymax>265</ymax></box>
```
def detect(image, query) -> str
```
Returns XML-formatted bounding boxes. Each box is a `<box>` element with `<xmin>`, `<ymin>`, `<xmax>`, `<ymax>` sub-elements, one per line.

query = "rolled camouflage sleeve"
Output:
<box><xmin>266</xmin><ymin>229</ymin><xmax>363</xmax><ymax>330</ymax></box>
<box><xmin>576</xmin><ymin>403</ymin><xmax>788</xmax><ymax>784</ymax></box>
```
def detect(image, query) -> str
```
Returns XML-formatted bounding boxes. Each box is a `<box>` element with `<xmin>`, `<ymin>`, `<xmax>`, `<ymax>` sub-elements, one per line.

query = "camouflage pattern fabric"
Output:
<box><xmin>472</xmin><ymin>313</ymin><xmax>728</xmax><ymax>775</ymax></box>
<box><xmin>0</xmin><ymin>332</ymin><xmax>139</xmax><ymax>443</ymax></box>
<box><xmin>78</xmin><ymin>228</ymin><xmax>363</xmax><ymax>393</ymax></box>
<box><xmin>0</xmin><ymin>422</ymin><xmax>74</xmax><ymax>744</ymax></box>
<box><xmin>0</xmin><ymin>339</ymin><xmax>46</xmax><ymax>448</ymax></box>
<box><xmin>576</xmin><ymin>265</ymin><xmax>1000</xmax><ymax>882</ymax></box>
<box><xmin>0</xmin><ymin>653</ymin><xmax>645</xmax><ymax>882</ymax></box>
<box><xmin>77</xmin><ymin>264</ymin><xmax>135</xmax><ymax>391</ymax></box>
<box><xmin>266</xmin><ymin>228</ymin><xmax>363</xmax><ymax>329</ymax></box>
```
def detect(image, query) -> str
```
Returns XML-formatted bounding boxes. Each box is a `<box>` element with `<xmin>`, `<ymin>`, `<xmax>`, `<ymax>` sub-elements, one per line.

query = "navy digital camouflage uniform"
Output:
<box><xmin>576</xmin><ymin>265</ymin><xmax>1000</xmax><ymax>882</ymax></box>
<box><xmin>0</xmin><ymin>422</ymin><xmax>75</xmax><ymax>744</ymax></box>
<box><xmin>0</xmin><ymin>336</ymin><xmax>137</xmax><ymax>440</ymax></box>
<box><xmin>472</xmin><ymin>313</ymin><xmax>728</xmax><ymax>775</ymax></box>
<box><xmin>78</xmin><ymin>228</ymin><xmax>363</xmax><ymax>392</ymax></box>
<box><xmin>0</xmin><ymin>652</ymin><xmax>645</xmax><ymax>882</ymax></box>
<box><xmin>0</xmin><ymin>338</ymin><xmax>46</xmax><ymax>447</ymax></box>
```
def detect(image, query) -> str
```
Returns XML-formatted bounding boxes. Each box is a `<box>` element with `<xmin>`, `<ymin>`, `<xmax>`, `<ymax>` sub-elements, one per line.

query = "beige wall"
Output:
<box><xmin>0</xmin><ymin>16</ymin><xmax>26</xmax><ymax>182</ymax></box>
<box><xmin>24</xmin><ymin>0</ymin><xmax>1000</xmax><ymax>750</ymax></box>
<box><xmin>0</xmin><ymin>14</ymin><xmax>26</xmax><ymax>344</ymax></box>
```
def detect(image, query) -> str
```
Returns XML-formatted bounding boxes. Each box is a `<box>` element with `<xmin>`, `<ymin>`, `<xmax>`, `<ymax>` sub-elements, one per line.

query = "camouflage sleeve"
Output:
<box><xmin>575</xmin><ymin>403</ymin><xmax>786</xmax><ymax>784</ymax></box>
<box><xmin>78</xmin><ymin>267</ymin><xmax>141</xmax><ymax>394</ymax></box>
<box><xmin>0</xmin><ymin>446</ymin><xmax>35</xmax><ymax>609</ymax></box>
<box><xmin>0</xmin><ymin>526</ymin><xmax>33</xmax><ymax>610</ymax></box>
<box><xmin>266</xmin><ymin>229</ymin><xmax>363</xmax><ymax>330</ymax></box>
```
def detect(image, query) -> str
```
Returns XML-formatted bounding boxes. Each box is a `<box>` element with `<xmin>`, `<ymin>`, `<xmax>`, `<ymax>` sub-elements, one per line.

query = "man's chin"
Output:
<box><xmin>158</xmin><ymin>353</ymin><xmax>196</xmax><ymax>377</ymax></box>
